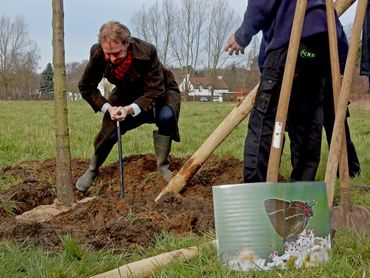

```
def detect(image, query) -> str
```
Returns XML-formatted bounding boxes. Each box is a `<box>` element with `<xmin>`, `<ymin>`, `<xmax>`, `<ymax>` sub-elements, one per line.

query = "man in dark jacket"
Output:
<box><xmin>76</xmin><ymin>21</ymin><xmax>181</xmax><ymax>192</ymax></box>
<box><xmin>225</xmin><ymin>0</ymin><xmax>345</xmax><ymax>182</ymax></box>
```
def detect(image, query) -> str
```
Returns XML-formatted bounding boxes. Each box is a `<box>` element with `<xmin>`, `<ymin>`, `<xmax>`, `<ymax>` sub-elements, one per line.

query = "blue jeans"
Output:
<box><xmin>155</xmin><ymin>105</ymin><xmax>175</xmax><ymax>136</ymax></box>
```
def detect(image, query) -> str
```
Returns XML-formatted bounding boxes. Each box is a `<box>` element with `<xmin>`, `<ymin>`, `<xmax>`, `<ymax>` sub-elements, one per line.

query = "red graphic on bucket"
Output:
<box><xmin>264</xmin><ymin>198</ymin><xmax>315</xmax><ymax>242</ymax></box>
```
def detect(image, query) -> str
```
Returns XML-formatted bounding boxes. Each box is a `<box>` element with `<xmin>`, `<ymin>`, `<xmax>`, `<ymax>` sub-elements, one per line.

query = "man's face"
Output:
<box><xmin>101</xmin><ymin>40</ymin><xmax>129</xmax><ymax>65</ymax></box>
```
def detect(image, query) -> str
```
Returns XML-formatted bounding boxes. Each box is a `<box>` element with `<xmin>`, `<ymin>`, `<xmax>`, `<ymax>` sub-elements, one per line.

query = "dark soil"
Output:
<box><xmin>0</xmin><ymin>155</ymin><xmax>243</xmax><ymax>251</ymax></box>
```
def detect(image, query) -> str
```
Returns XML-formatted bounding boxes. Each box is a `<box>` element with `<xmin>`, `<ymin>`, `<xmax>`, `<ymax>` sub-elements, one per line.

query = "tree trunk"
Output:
<box><xmin>52</xmin><ymin>0</ymin><xmax>75</xmax><ymax>204</ymax></box>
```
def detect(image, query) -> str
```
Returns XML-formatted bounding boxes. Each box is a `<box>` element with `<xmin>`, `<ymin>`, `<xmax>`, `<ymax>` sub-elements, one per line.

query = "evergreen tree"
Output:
<box><xmin>39</xmin><ymin>63</ymin><xmax>54</xmax><ymax>96</ymax></box>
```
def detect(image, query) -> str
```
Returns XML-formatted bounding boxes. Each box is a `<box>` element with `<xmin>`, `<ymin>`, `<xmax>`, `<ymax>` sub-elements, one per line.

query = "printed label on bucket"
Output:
<box><xmin>212</xmin><ymin>182</ymin><xmax>330</xmax><ymax>271</ymax></box>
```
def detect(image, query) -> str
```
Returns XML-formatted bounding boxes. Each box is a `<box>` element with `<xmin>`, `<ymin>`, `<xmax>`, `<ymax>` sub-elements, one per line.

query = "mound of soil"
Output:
<box><xmin>0</xmin><ymin>155</ymin><xmax>243</xmax><ymax>251</ymax></box>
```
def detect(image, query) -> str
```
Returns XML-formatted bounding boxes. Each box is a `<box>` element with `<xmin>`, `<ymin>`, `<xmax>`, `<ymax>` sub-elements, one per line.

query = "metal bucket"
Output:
<box><xmin>213</xmin><ymin>182</ymin><xmax>331</xmax><ymax>271</ymax></box>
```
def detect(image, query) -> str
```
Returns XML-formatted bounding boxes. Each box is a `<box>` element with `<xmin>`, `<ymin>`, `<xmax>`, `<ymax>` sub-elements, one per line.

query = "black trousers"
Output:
<box><xmin>360</xmin><ymin>1</ymin><xmax>370</xmax><ymax>76</ymax></box>
<box><xmin>244</xmin><ymin>34</ymin><xmax>329</xmax><ymax>183</ymax></box>
<box><xmin>322</xmin><ymin>79</ymin><xmax>361</xmax><ymax>177</ymax></box>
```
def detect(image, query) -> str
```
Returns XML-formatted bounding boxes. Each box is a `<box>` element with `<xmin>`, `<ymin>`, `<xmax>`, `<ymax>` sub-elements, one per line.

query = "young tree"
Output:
<box><xmin>39</xmin><ymin>63</ymin><xmax>54</xmax><ymax>97</ymax></box>
<box><xmin>52</xmin><ymin>0</ymin><xmax>75</xmax><ymax>205</ymax></box>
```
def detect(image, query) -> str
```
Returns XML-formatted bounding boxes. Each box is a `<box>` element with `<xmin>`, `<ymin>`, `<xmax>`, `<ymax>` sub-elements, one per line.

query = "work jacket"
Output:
<box><xmin>235</xmin><ymin>0</ymin><xmax>344</xmax><ymax>56</ymax></box>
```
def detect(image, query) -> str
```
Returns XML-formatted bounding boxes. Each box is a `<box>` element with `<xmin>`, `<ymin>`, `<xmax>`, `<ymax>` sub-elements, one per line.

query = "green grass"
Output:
<box><xmin>0</xmin><ymin>100</ymin><xmax>369</xmax><ymax>277</ymax></box>
<box><xmin>0</xmin><ymin>231</ymin><xmax>368</xmax><ymax>277</ymax></box>
<box><xmin>0</xmin><ymin>101</ymin><xmax>245</xmax><ymax>166</ymax></box>
<box><xmin>154</xmin><ymin>230</ymin><xmax>370</xmax><ymax>278</ymax></box>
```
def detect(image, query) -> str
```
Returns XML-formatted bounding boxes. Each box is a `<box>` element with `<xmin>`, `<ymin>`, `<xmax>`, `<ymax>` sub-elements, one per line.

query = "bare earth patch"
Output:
<box><xmin>0</xmin><ymin>155</ymin><xmax>243</xmax><ymax>251</ymax></box>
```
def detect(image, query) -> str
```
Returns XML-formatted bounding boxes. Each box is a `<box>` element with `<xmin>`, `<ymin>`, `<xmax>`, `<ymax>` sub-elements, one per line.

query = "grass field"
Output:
<box><xmin>0</xmin><ymin>100</ymin><xmax>369</xmax><ymax>277</ymax></box>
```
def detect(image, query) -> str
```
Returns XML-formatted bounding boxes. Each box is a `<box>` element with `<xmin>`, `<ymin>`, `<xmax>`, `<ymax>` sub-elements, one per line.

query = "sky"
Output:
<box><xmin>2</xmin><ymin>0</ymin><xmax>357</xmax><ymax>72</ymax></box>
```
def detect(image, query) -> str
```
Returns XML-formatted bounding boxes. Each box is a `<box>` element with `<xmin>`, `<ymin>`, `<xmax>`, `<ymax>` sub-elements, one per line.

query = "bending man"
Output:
<box><xmin>76</xmin><ymin>21</ymin><xmax>181</xmax><ymax>192</ymax></box>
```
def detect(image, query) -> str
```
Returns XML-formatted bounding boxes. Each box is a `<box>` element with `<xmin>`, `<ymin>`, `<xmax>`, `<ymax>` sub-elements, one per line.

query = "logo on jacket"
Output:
<box><xmin>300</xmin><ymin>49</ymin><xmax>317</xmax><ymax>59</ymax></box>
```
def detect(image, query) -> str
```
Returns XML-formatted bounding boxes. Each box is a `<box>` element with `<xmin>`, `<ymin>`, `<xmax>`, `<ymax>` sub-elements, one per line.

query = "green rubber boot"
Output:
<box><xmin>76</xmin><ymin>155</ymin><xmax>99</xmax><ymax>192</ymax></box>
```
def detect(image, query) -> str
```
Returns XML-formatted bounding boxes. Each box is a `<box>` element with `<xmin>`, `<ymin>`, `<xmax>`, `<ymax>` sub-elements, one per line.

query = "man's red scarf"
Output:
<box><xmin>111</xmin><ymin>50</ymin><xmax>133</xmax><ymax>81</ymax></box>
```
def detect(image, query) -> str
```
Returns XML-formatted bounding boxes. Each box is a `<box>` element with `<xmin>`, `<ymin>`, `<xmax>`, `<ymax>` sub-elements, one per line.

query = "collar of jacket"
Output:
<box><xmin>129</xmin><ymin>37</ymin><xmax>152</xmax><ymax>61</ymax></box>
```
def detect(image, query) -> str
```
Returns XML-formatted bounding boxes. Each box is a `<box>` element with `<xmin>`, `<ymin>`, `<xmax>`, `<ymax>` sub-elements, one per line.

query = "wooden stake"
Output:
<box><xmin>91</xmin><ymin>241</ymin><xmax>216</xmax><ymax>278</ymax></box>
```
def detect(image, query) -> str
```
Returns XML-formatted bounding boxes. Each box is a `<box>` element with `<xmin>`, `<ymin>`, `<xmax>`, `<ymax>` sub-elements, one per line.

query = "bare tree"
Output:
<box><xmin>160</xmin><ymin>0</ymin><xmax>176</xmax><ymax>64</ymax></box>
<box><xmin>0</xmin><ymin>16</ymin><xmax>40</xmax><ymax>99</ymax></box>
<box><xmin>131</xmin><ymin>0</ymin><xmax>176</xmax><ymax>65</ymax></box>
<box><xmin>148</xmin><ymin>2</ymin><xmax>161</xmax><ymax>48</ymax></box>
<box><xmin>171</xmin><ymin>0</ymin><xmax>206</xmax><ymax>100</ymax></box>
<box><xmin>13</xmin><ymin>46</ymin><xmax>40</xmax><ymax>99</ymax></box>
<box><xmin>131</xmin><ymin>6</ymin><xmax>150</xmax><ymax>41</ymax></box>
<box><xmin>205</xmin><ymin>0</ymin><xmax>239</xmax><ymax>96</ymax></box>
<box><xmin>244</xmin><ymin>36</ymin><xmax>261</xmax><ymax>89</ymax></box>
<box><xmin>129</xmin><ymin>0</ymin><xmax>250</xmax><ymax>99</ymax></box>
<box><xmin>66</xmin><ymin>60</ymin><xmax>88</xmax><ymax>93</ymax></box>
<box><xmin>52</xmin><ymin>0</ymin><xmax>75</xmax><ymax>205</ymax></box>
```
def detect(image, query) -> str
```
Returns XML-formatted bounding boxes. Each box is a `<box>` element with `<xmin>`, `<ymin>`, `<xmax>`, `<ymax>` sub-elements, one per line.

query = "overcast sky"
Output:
<box><xmin>2</xmin><ymin>0</ymin><xmax>357</xmax><ymax>72</ymax></box>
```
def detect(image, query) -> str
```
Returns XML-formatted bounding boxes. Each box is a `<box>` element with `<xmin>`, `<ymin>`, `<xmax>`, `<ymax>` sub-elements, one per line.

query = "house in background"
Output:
<box><xmin>177</xmin><ymin>74</ymin><xmax>236</xmax><ymax>102</ymax></box>
<box><xmin>233</xmin><ymin>84</ymin><xmax>252</xmax><ymax>102</ymax></box>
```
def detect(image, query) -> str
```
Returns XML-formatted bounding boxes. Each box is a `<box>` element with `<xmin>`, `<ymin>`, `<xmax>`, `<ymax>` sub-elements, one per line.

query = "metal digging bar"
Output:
<box><xmin>117</xmin><ymin>112</ymin><xmax>124</xmax><ymax>199</ymax></box>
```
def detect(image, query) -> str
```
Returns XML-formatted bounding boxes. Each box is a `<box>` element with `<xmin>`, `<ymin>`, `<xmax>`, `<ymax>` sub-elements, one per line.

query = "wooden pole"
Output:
<box><xmin>155</xmin><ymin>85</ymin><xmax>258</xmax><ymax>202</ymax></box>
<box><xmin>91</xmin><ymin>241</ymin><xmax>216</xmax><ymax>278</ymax></box>
<box><xmin>266</xmin><ymin>0</ymin><xmax>308</xmax><ymax>182</ymax></box>
<box><xmin>325</xmin><ymin>0</ymin><xmax>368</xmax><ymax>206</ymax></box>
<box><xmin>325</xmin><ymin>0</ymin><xmax>351</xmax><ymax>210</ymax></box>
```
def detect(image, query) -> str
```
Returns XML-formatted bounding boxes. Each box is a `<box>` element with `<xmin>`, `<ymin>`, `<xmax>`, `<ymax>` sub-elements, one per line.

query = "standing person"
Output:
<box><xmin>258</xmin><ymin>32</ymin><xmax>361</xmax><ymax>179</ymax></box>
<box><xmin>76</xmin><ymin>21</ymin><xmax>181</xmax><ymax>192</ymax></box>
<box><xmin>257</xmin><ymin>37</ymin><xmax>361</xmax><ymax>180</ymax></box>
<box><xmin>225</xmin><ymin>1</ymin><xmax>346</xmax><ymax>183</ymax></box>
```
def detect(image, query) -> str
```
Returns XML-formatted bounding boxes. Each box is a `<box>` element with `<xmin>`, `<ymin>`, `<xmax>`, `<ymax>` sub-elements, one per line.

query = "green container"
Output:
<box><xmin>213</xmin><ymin>182</ymin><xmax>331</xmax><ymax>271</ymax></box>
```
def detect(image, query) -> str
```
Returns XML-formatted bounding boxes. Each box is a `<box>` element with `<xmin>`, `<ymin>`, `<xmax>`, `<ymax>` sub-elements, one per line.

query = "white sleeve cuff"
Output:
<box><xmin>131</xmin><ymin>103</ymin><xmax>141</xmax><ymax>117</ymax></box>
<box><xmin>101</xmin><ymin>103</ymin><xmax>112</xmax><ymax>113</ymax></box>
